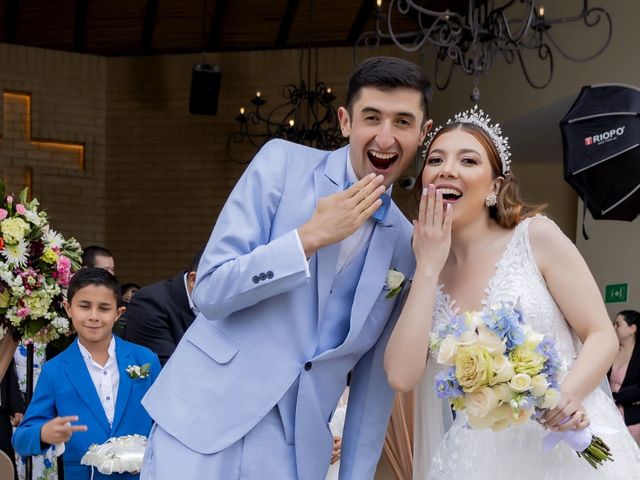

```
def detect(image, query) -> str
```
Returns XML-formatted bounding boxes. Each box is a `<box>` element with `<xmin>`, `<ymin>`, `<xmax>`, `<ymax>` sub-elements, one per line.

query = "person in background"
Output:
<box><xmin>0</xmin><ymin>359</ymin><xmax>24</xmax><ymax>479</ymax></box>
<box><xmin>610</xmin><ymin>309</ymin><xmax>640</xmax><ymax>445</ymax></box>
<box><xmin>123</xmin><ymin>253</ymin><xmax>201</xmax><ymax>366</ymax></box>
<box><xmin>120</xmin><ymin>284</ymin><xmax>140</xmax><ymax>305</ymax></box>
<box><xmin>81</xmin><ymin>246</ymin><xmax>115</xmax><ymax>275</ymax></box>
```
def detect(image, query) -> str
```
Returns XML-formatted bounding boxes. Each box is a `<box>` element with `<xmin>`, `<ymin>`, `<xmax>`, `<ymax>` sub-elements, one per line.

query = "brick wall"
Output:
<box><xmin>0</xmin><ymin>44</ymin><xmax>108</xmax><ymax>249</ymax></box>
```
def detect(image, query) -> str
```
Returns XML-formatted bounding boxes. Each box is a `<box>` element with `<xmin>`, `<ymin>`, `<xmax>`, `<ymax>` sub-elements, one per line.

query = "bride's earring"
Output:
<box><xmin>484</xmin><ymin>194</ymin><xmax>497</xmax><ymax>207</ymax></box>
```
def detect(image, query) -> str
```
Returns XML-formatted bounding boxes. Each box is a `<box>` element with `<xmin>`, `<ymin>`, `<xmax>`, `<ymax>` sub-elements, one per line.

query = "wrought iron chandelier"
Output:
<box><xmin>356</xmin><ymin>0</ymin><xmax>612</xmax><ymax>101</ymax></box>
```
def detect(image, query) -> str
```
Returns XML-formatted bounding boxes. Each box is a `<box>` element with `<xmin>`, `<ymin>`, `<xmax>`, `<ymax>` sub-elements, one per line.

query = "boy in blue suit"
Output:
<box><xmin>142</xmin><ymin>56</ymin><xmax>433</xmax><ymax>480</ymax></box>
<box><xmin>13</xmin><ymin>268</ymin><xmax>161</xmax><ymax>480</ymax></box>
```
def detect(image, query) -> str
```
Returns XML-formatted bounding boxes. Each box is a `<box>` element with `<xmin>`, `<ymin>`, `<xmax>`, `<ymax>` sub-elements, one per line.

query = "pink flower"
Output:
<box><xmin>5</xmin><ymin>195</ymin><xmax>13</xmax><ymax>205</ymax></box>
<box><xmin>0</xmin><ymin>208</ymin><xmax>7</xmax><ymax>221</ymax></box>
<box><xmin>16</xmin><ymin>204</ymin><xmax>26</xmax><ymax>215</ymax></box>
<box><xmin>56</xmin><ymin>255</ymin><xmax>72</xmax><ymax>287</ymax></box>
<box><xmin>16</xmin><ymin>307</ymin><xmax>30</xmax><ymax>318</ymax></box>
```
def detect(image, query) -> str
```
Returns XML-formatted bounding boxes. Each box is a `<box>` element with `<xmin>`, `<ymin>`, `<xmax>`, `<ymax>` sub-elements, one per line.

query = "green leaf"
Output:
<box><xmin>385</xmin><ymin>286</ymin><xmax>402</xmax><ymax>299</ymax></box>
<box><xmin>19</xmin><ymin>187</ymin><xmax>28</xmax><ymax>205</ymax></box>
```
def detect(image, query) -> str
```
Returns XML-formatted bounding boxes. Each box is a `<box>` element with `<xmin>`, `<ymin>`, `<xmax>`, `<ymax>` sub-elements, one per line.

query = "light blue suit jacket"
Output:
<box><xmin>13</xmin><ymin>337</ymin><xmax>161</xmax><ymax>480</ymax></box>
<box><xmin>142</xmin><ymin>139</ymin><xmax>415</xmax><ymax>479</ymax></box>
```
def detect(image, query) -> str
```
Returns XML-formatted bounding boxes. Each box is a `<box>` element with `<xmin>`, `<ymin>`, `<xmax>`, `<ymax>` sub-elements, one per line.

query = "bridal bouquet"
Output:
<box><xmin>429</xmin><ymin>302</ymin><xmax>612</xmax><ymax>468</ymax></box>
<box><xmin>81</xmin><ymin>434</ymin><xmax>147</xmax><ymax>474</ymax></box>
<box><xmin>0</xmin><ymin>181</ymin><xmax>82</xmax><ymax>343</ymax></box>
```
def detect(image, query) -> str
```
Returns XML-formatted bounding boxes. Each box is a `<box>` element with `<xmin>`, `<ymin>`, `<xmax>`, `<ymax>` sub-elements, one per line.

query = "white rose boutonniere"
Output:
<box><xmin>126</xmin><ymin>363</ymin><xmax>151</xmax><ymax>379</ymax></box>
<box><xmin>385</xmin><ymin>269</ymin><xmax>406</xmax><ymax>299</ymax></box>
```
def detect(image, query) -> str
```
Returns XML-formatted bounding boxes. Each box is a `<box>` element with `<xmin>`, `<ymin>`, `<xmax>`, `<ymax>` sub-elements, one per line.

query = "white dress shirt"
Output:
<box><xmin>77</xmin><ymin>336</ymin><xmax>119</xmax><ymax>425</ymax></box>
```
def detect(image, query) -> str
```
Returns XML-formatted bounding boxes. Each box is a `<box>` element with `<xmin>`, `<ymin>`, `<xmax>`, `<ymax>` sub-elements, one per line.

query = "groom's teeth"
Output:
<box><xmin>370</xmin><ymin>151</ymin><xmax>397</xmax><ymax>160</ymax></box>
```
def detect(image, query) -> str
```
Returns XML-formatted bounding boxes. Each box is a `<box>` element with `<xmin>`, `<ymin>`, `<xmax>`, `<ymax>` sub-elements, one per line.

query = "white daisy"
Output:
<box><xmin>42</xmin><ymin>229</ymin><xmax>64</xmax><ymax>249</ymax></box>
<box><xmin>1</xmin><ymin>239</ymin><xmax>29</xmax><ymax>268</ymax></box>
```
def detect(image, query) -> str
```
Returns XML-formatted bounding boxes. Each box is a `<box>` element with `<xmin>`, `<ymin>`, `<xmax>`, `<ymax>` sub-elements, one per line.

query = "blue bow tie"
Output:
<box><xmin>344</xmin><ymin>182</ymin><xmax>391</xmax><ymax>223</ymax></box>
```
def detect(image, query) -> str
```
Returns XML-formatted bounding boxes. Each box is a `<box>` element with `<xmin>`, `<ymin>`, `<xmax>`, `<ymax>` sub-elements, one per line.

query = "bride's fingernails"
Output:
<box><xmin>447</xmin><ymin>203</ymin><xmax>452</xmax><ymax>211</ymax></box>
<box><xmin>422</xmin><ymin>187</ymin><xmax>428</xmax><ymax>196</ymax></box>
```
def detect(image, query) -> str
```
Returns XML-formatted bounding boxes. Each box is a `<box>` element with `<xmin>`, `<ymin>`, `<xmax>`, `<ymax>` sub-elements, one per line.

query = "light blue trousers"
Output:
<box><xmin>140</xmin><ymin>408</ymin><xmax>297</xmax><ymax>479</ymax></box>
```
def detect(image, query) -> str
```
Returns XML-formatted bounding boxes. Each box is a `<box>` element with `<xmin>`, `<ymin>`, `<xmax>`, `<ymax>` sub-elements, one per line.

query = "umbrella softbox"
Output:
<box><xmin>560</xmin><ymin>84</ymin><xmax>640</xmax><ymax>222</ymax></box>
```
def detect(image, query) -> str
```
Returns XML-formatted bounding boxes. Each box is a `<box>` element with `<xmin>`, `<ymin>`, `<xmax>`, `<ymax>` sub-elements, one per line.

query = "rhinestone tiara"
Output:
<box><xmin>423</xmin><ymin>105</ymin><xmax>512</xmax><ymax>175</ymax></box>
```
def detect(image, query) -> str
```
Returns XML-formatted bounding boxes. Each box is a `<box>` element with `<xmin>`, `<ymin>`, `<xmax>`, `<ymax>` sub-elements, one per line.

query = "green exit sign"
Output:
<box><xmin>605</xmin><ymin>283</ymin><xmax>628</xmax><ymax>304</ymax></box>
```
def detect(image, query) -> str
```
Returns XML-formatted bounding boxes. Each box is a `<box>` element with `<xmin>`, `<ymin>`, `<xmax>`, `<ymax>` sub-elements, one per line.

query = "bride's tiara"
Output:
<box><xmin>423</xmin><ymin>105</ymin><xmax>512</xmax><ymax>176</ymax></box>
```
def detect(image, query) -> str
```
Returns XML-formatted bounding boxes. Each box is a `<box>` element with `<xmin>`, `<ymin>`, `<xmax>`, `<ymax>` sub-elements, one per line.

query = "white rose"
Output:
<box><xmin>437</xmin><ymin>335</ymin><xmax>459</xmax><ymax>366</ymax></box>
<box><xmin>491</xmin><ymin>383</ymin><xmax>515</xmax><ymax>403</ymax></box>
<box><xmin>477</xmin><ymin>324</ymin><xmax>506</xmax><ymax>355</ymax></box>
<box><xmin>458</xmin><ymin>330</ymin><xmax>479</xmax><ymax>347</ymax></box>
<box><xmin>530</xmin><ymin>375</ymin><xmax>549</xmax><ymax>397</ymax></box>
<box><xmin>541</xmin><ymin>388</ymin><xmax>561</xmax><ymax>410</ymax></box>
<box><xmin>491</xmin><ymin>355</ymin><xmax>515</xmax><ymax>385</ymax></box>
<box><xmin>466</xmin><ymin>386</ymin><xmax>500</xmax><ymax>418</ymax></box>
<box><xmin>386</xmin><ymin>270</ymin><xmax>405</xmax><ymax>290</ymax></box>
<box><xmin>509</xmin><ymin>407</ymin><xmax>532</xmax><ymax>426</ymax></box>
<box><xmin>522</xmin><ymin>324</ymin><xmax>544</xmax><ymax>347</ymax></box>
<box><xmin>467</xmin><ymin>404</ymin><xmax>512</xmax><ymax>430</ymax></box>
<box><xmin>508</xmin><ymin>373</ymin><xmax>532</xmax><ymax>392</ymax></box>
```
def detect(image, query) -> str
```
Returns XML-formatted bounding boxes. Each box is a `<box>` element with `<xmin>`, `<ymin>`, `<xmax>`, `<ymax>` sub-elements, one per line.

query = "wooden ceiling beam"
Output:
<box><xmin>207</xmin><ymin>0</ymin><xmax>229</xmax><ymax>51</ymax></box>
<box><xmin>5</xmin><ymin>0</ymin><xmax>19</xmax><ymax>43</ymax></box>
<box><xmin>348</xmin><ymin>0</ymin><xmax>375</xmax><ymax>45</ymax></box>
<box><xmin>74</xmin><ymin>0</ymin><xmax>89</xmax><ymax>52</ymax></box>
<box><xmin>141</xmin><ymin>0</ymin><xmax>160</xmax><ymax>53</ymax></box>
<box><xmin>275</xmin><ymin>0</ymin><xmax>301</xmax><ymax>48</ymax></box>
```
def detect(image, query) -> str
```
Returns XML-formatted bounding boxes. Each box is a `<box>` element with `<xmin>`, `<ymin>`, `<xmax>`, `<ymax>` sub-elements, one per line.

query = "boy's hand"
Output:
<box><xmin>40</xmin><ymin>416</ymin><xmax>87</xmax><ymax>445</ymax></box>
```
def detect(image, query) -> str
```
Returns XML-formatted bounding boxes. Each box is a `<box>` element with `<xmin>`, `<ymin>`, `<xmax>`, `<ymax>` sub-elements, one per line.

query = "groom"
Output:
<box><xmin>141</xmin><ymin>56</ymin><xmax>432</xmax><ymax>480</ymax></box>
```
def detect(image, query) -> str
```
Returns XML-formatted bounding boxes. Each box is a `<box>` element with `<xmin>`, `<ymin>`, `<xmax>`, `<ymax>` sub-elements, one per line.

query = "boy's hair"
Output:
<box><xmin>68</xmin><ymin>267</ymin><xmax>122</xmax><ymax>304</ymax></box>
<box><xmin>81</xmin><ymin>245</ymin><xmax>113</xmax><ymax>267</ymax></box>
<box><xmin>345</xmin><ymin>56</ymin><xmax>432</xmax><ymax>122</ymax></box>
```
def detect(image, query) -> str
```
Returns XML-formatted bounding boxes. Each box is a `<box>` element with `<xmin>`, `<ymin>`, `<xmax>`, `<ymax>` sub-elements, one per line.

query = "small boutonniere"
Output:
<box><xmin>385</xmin><ymin>269</ymin><xmax>406</xmax><ymax>299</ymax></box>
<box><xmin>126</xmin><ymin>363</ymin><xmax>151</xmax><ymax>379</ymax></box>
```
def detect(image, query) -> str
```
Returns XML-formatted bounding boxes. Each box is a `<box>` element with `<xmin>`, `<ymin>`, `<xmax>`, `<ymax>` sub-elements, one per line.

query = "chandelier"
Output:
<box><xmin>227</xmin><ymin>48</ymin><xmax>346</xmax><ymax>164</ymax></box>
<box><xmin>356</xmin><ymin>0</ymin><xmax>612</xmax><ymax>100</ymax></box>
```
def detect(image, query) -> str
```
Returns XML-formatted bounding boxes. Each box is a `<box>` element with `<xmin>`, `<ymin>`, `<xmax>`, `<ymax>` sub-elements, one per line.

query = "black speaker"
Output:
<box><xmin>189</xmin><ymin>64</ymin><xmax>221</xmax><ymax>116</ymax></box>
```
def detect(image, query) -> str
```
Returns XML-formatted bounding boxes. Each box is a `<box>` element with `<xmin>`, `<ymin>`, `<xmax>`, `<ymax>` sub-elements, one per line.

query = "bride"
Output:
<box><xmin>384</xmin><ymin>107</ymin><xmax>640</xmax><ymax>479</ymax></box>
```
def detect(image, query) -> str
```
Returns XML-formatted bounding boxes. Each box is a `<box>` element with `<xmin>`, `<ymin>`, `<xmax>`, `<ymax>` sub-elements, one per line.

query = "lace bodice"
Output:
<box><xmin>431</xmin><ymin>216</ymin><xmax>580</xmax><ymax>366</ymax></box>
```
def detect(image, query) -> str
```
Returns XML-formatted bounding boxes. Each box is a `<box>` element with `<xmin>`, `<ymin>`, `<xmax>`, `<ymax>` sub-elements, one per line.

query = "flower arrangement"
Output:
<box><xmin>126</xmin><ymin>363</ymin><xmax>151</xmax><ymax>379</ymax></box>
<box><xmin>430</xmin><ymin>302</ymin><xmax>612</xmax><ymax>468</ymax></box>
<box><xmin>0</xmin><ymin>180</ymin><xmax>82</xmax><ymax>343</ymax></box>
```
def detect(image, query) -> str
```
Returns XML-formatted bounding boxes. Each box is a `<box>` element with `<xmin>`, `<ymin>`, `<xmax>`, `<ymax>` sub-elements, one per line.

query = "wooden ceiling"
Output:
<box><xmin>0</xmin><ymin>0</ymin><xmax>469</xmax><ymax>56</ymax></box>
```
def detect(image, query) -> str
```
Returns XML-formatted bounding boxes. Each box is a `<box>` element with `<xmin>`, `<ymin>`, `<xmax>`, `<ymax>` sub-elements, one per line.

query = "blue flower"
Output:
<box><xmin>438</xmin><ymin>314</ymin><xmax>467</xmax><ymax>338</ymax></box>
<box><xmin>44</xmin><ymin>458</ymin><xmax>52</xmax><ymax>468</ymax></box>
<box><xmin>483</xmin><ymin>304</ymin><xmax>525</xmax><ymax>348</ymax></box>
<box><xmin>434</xmin><ymin>367</ymin><xmax>463</xmax><ymax>399</ymax></box>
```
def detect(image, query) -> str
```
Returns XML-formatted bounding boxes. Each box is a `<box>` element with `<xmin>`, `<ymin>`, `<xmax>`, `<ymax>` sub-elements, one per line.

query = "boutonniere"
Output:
<box><xmin>385</xmin><ymin>269</ymin><xmax>406</xmax><ymax>299</ymax></box>
<box><xmin>125</xmin><ymin>363</ymin><xmax>151</xmax><ymax>379</ymax></box>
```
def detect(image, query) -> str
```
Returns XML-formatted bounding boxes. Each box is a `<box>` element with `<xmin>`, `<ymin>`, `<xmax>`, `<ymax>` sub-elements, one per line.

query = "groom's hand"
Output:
<box><xmin>298</xmin><ymin>173</ymin><xmax>385</xmax><ymax>257</ymax></box>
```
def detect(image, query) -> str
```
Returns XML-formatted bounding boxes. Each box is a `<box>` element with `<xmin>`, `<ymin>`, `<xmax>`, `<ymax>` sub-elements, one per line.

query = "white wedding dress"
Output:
<box><xmin>415</xmin><ymin>216</ymin><xmax>640</xmax><ymax>479</ymax></box>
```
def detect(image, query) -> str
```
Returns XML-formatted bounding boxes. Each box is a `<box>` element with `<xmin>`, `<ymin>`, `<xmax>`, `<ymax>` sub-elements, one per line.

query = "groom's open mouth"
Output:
<box><xmin>367</xmin><ymin>150</ymin><xmax>398</xmax><ymax>171</ymax></box>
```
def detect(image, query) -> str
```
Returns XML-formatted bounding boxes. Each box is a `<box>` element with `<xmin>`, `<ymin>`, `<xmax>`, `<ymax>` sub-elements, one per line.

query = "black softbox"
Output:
<box><xmin>560</xmin><ymin>84</ymin><xmax>640</xmax><ymax>222</ymax></box>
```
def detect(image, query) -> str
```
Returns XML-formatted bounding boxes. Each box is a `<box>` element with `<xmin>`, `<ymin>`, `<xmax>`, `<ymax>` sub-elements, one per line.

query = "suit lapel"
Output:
<box><xmin>111</xmin><ymin>338</ymin><xmax>132</xmax><ymax>433</ymax></box>
<box><xmin>64</xmin><ymin>342</ymin><xmax>111</xmax><ymax>434</ymax></box>
<box><xmin>314</xmin><ymin>148</ymin><xmax>348</xmax><ymax>323</ymax></box>
<box><xmin>341</xmin><ymin>208</ymin><xmax>398</xmax><ymax>350</ymax></box>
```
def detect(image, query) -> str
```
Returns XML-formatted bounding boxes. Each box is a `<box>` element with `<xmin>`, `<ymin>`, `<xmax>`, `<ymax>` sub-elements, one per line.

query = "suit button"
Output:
<box><xmin>259</xmin><ymin>272</ymin><xmax>267</xmax><ymax>281</ymax></box>
<box><xmin>252</xmin><ymin>275</ymin><xmax>259</xmax><ymax>284</ymax></box>
<box><xmin>266</xmin><ymin>271</ymin><xmax>274</xmax><ymax>279</ymax></box>
<box><xmin>304</xmin><ymin>362</ymin><xmax>312</xmax><ymax>371</ymax></box>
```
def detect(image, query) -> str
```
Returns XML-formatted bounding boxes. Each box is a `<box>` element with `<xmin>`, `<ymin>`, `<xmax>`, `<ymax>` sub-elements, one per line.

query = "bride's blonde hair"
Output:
<box><xmin>418</xmin><ymin>123</ymin><xmax>545</xmax><ymax>228</ymax></box>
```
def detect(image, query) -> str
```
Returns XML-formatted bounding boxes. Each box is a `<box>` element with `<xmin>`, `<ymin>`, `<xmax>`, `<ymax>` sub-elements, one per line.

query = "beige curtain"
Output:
<box><xmin>382</xmin><ymin>391</ymin><xmax>414</xmax><ymax>480</ymax></box>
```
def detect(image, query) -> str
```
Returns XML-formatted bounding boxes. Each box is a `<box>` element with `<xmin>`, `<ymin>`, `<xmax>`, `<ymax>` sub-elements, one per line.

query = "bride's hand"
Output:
<box><xmin>412</xmin><ymin>184</ymin><xmax>452</xmax><ymax>276</ymax></box>
<box><xmin>542</xmin><ymin>391</ymin><xmax>590</xmax><ymax>431</ymax></box>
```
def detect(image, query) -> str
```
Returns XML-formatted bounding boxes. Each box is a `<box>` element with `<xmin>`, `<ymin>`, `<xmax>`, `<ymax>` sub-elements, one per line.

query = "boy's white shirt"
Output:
<box><xmin>53</xmin><ymin>336</ymin><xmax>119</xmax><ymax>457</ymax></box>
